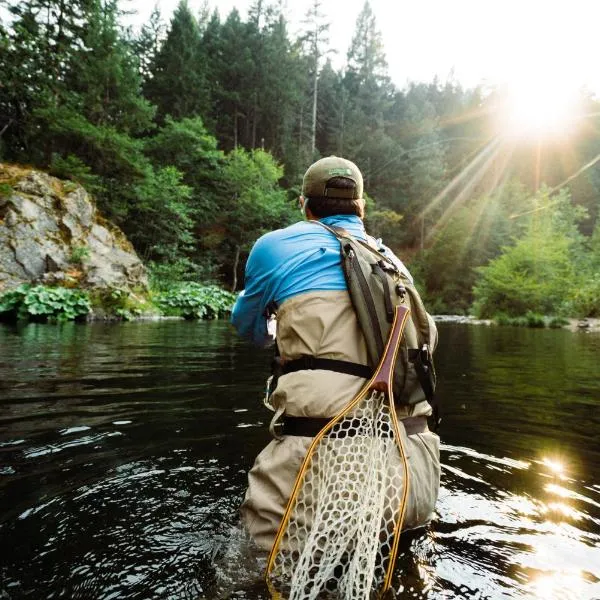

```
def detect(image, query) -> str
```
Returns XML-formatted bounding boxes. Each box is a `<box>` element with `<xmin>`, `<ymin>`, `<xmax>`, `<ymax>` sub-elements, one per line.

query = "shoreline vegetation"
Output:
<box><xmin>0</xmin><ymin>282</ymin><xmax>237</xmax><ymax>324</ymax></box>
<box><xmin>1</xmin><ymin>283</ymin><xmax>598</xmax><ymax>333</ymax></box>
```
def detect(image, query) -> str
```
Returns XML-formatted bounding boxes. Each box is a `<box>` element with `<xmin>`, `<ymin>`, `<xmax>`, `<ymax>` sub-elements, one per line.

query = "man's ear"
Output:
<box><xmin>299</xmin><ymin>195</ymin><xmax>308</xmax><ymax>218</ymax></box>
<box><xmin>357</xmin><ymin>197</ymin><xmax>366</xmax><ymax>219</ymax></box>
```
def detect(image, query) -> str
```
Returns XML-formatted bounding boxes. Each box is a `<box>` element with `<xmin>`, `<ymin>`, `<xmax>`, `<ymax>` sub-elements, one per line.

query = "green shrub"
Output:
<box><xmin>548</xmin><ymin>316</ymin><xmax>569</xmax><ymax>329</ymax></box>
<box><xmin>0</xmin><ymin>286</ymin><xmax>28</xmax><ymax>320</ymax></box>
<box><xmin>147</xmin><ymin>259</ymin><xmax>208</xmax><ymax>292</ymax></box>
<box><xmin>567</xmin><ymin>276</ymin><xmax>600</xmax><ymax>318</ymax></box>
<box><xmin>493</xmin><ymin>311</ymin><xmax>546</xmax><ymax>328</ymax></box>
<box><xmin>0</xmin><ymin>182</ymin><xmax>12</xmax><ymax>198</ymax></box>
<box><xmin>49</xmin><ymin>153</ymin><xmax>103</xmax><ymax>194</ymax></box>
<box><xmin>0</xmin><ymin>285</ymin><xmax>91</xmax><ymax>322</ymax></box>
<box><xmin>70</xmin><ymin>244</ymin><xmax>91</xmax><ymax>265</ymax></box>
<box><xmin>90</xmin><ymin>287</ymin><xmax>151</xmax><ymax>320</ymax></box>
<box><xmin>525</xmin><ymin>311</ymin><xmax>546</xmax><ymax>328</ymax></box>
<box><xmin>154</xmin><ymin>282</ymin><xmax>237</xmax><ymax>319</ymax></box>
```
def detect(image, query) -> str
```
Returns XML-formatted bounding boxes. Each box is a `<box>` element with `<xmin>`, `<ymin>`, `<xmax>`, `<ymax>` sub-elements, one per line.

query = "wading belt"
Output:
<box><xmin>281</xmin><ymin>356</ymin><xmax>373</xmax><ymax>379</ymax></box>
<box><xmin>281</xmin><ymin>414</ymin><xmax>428</xmax><ymax>438</ymax></box>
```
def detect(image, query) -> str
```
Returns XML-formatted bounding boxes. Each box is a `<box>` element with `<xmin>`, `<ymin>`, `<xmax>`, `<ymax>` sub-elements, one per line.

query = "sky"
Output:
<box><xmin>128</xmin><ymin>0</ymin><xmax>600</xmax><ymax>95</ymax></box>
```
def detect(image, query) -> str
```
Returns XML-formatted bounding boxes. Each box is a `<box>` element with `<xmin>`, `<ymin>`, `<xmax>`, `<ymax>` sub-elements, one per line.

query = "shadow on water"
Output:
<box><xmin>0</xmin><ymin>321</ymin><xmax>599</xmax><ymax>599</ymax></box>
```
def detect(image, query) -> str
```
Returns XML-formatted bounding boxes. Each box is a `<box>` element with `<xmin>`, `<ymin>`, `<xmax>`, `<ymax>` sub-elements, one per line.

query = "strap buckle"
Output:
<box><xmin>420</xmin><ymin>344</ymin><xmax>431</xmax><ymax>372</ymax></box>
<box><xmin>304</xmin><ymin>355</ymin><xmax>315</xmax><ymax>370</ymax></box>
<box><xmin>269</xmin><ymin>407</ymin><xmax>286</xmax><ymax>440</ymax></box>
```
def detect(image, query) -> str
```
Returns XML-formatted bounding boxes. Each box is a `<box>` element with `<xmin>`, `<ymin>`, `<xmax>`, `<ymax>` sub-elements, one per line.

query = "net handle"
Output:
<box><xmin>371</xmin><ymin>304</ymin><xmax>410</xmax><ymax>396</ymax></box>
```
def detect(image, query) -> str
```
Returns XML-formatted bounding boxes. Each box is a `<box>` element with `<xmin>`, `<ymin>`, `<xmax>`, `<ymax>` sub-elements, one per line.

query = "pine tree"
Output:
<box><xmin>0</xmin><ymin>0</ymin><xmax>96</xmax><ymax>163</ymax></box>
<box><xmin>144</xmin><ymin>0</ymin><xmax>208</xmax><ymax>122</ymax></box>
<box><xmin>344</xmin><ymin>0</ymin><xmax>393</xmax><ymax>124</ymax></box>
<box><xmin>133</xmin><ymin>4</ymin><xmax>164</xmax><ymax>83</ymax></box>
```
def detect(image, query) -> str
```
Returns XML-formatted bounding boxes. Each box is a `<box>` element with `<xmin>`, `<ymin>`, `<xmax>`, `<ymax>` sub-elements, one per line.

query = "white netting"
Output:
<box><xmin>266</xmin><ymin>388</ymin><xmax>409</xmax><ymax>600</ymax></box>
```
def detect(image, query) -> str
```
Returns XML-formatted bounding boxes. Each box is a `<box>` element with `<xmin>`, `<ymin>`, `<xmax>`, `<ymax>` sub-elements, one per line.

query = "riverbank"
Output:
<box><xmin>433</xmin><ymin>314</ymin><xmax>600</xmax><ymax>333</ymax></box>
<box><xmin>565</xmin><ymin>318</ymin><xmax>600</xmax><ymax>333</ymax></box>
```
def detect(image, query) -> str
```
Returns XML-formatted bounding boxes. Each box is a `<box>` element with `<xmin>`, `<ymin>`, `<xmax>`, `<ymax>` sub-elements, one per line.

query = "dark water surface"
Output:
<box><xmin>1</xmin><ymin>321</ymin><xmax>599</xmax><ymax>599</ymax></box>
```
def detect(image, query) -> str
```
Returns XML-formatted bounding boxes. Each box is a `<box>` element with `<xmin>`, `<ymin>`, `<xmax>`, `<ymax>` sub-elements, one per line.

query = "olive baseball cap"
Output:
<box><xmin>302</xmin><ymin>156</ymin><xmax>363</xmax><ymax>199</ymax></box>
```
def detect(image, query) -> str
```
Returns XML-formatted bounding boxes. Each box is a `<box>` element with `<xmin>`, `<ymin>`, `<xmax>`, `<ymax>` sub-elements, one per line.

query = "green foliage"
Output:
<box><xmin>493</xmin><ymin>312</ymin><xmax>546</xmax><ymax>328</ymax></box>
<box><xmin>147</xmin><ymin>259</ymin><xmax>209</xmax><ymax>292</ymax></box>
<box><xmin>154</xmin><ymin>282</ymin><xmax>237</xmax><ymax>319</ymax></box>
<box><xmin>473</xmin><ymin>189</ymin><xmax>589</xmax><ymax>318</ymax></box>
<box><xmin>90</xmin><ymin>287</ymin><xmax>150</xmax><ymax>320</ymax></box>
<box><xmin>144</xmin><ymin>116</ymin><xmax>223</xmax><ymax>215</ymax></box>
<box><xmin>364</xmin><ymin>209</ymin><xmax>404</xmax><ymax>250</ymax></box>
<box><xmin>49</xmin><ymin>154</ymin><xmax>102</xmax><ymax>194</ymax></box>
<box><xmin>414</xmin><ymin>181</ymin><xmax>532</xmax><ymax>313</ymax></box>
<box><xmin>567</xmin><ymin>275</ymin><xmax>600</xmax><ymax>318</ymax></box>
<box><xmin>0</xmin><ymin>285</ymin><xmax>91</xmax><ymax>322</ymax></box>
<box><xmin>215</xmin><ymin>148</ymin><xmax>296</xmax><ymax>288</ymax></box>
<box><xmin>126</xmin><ymin>165</ymin><xmax>194</xmax><ymax>263</ymax></box>
<box><xmin>548</xmin><ymin>316</ymin><xmax>569</xmax><ymax>329</ymax></box>
<box><xmin>0</xmin><ymin>286</ymin><xmax>28</xmax><ymax>319</ymax></box>
<box><xmin>69</xmin><ymin>244</ymin><xmax>91</xmax><ymax>265</ymax></box>
<box><xmin>0</xmin><ymin>183</ymin><xmax>12</xmax><ymax>197</ymax></box>
<box><xmin>144</xmin><ymin>0</ymin><xmax>209</xmax><ymax>122</ymax></box>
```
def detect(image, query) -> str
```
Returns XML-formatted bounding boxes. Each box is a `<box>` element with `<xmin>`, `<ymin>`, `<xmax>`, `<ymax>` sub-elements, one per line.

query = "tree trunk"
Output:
<box><xmin>311</xmin><ymin>62</ymin><xmax>318</xmax><ymax>157</ymax></box>
<box><xmin>232</xmin><ymin>245</ymin><xmax>241</xmax><ymax>292</ymax></box>
<box><xmin>252</xmin><ymin>94</ymin><xmax>258</xmax><ymax>148</ymax></box>
<box><xmin>234</xmin><ymin>111</ymin><xmax>238</xmax><ymax>149</ymax></box>
<box><xmin>298</xmin><ymin>108</ymin><xmax>303</xmax><ymax>153</ymax></box>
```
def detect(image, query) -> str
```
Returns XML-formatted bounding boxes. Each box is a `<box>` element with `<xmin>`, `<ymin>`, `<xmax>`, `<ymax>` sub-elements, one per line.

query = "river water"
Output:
<box><xmin>0</xmin><ymin>321</ymin><xmax>599</xmax><ymax>599</ymax></box>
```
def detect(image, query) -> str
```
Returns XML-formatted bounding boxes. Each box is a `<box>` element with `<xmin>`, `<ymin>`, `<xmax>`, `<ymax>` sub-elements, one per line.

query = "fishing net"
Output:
<box><xmin>266</xmin><ymin>308</ymin><xmax>410</xmax><ymax>600</ymax></box>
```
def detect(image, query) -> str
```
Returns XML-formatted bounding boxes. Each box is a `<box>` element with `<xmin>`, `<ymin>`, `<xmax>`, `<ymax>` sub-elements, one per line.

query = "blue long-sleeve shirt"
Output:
<box><xmin>231</xmin><ymin>215</ymin><xmax>412</xmax><ymax>346</ymax></box>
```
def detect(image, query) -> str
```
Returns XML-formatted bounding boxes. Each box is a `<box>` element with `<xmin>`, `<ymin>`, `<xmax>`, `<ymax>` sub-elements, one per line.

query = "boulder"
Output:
<box><xmin>0</xmin><ymin>164</ymin><xmax>148</xmax><ymax>293</ymax></box>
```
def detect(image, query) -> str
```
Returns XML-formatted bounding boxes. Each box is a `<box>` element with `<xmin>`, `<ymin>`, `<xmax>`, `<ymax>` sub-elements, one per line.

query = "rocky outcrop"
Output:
<box><xmin>0</xmin><ymin>164</ymin><xmax>147</xmax><ymax>293</ymax></box>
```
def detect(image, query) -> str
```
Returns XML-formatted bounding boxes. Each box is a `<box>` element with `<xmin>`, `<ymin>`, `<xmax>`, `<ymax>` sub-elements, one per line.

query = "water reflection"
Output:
<box><xmin>0</xmin><ymin>321</ymin><xmax>599</xmax><ymax>599</ymax></box>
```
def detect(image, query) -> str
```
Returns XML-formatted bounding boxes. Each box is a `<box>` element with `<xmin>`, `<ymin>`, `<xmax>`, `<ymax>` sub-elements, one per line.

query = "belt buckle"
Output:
<box><xmin>269</xmin><ymin>410</ymin><xmax>285</xmax><ymax>440</ymax></box>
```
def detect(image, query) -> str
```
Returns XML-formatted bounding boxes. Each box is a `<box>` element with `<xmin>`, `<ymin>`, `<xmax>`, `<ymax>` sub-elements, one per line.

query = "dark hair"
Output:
<box><xmin>306</xmin><ymin>176</ymin><xmax>364</xmax><ymax>218</ymax></box>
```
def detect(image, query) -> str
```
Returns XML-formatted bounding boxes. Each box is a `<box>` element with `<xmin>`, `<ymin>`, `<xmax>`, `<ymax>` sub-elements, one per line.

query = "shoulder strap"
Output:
<box><xmin>310</xmin><ymin>220</ymin><xmax>398</xmax><ymax>272</ymax></box>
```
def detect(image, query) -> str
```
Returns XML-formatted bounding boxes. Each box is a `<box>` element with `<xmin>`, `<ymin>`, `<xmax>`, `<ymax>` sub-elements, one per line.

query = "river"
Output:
<box><xmin>0</xmin><ymin>321</ymin><xmax>599</xmax><ymax>599</ymax></box>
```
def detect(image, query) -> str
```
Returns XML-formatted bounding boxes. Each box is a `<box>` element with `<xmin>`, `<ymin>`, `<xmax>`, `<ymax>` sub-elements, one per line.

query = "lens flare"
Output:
<box><xmin>499</xmin><ymin>78</ymin><xmax>579</xmax><ymax>139</ymax></box>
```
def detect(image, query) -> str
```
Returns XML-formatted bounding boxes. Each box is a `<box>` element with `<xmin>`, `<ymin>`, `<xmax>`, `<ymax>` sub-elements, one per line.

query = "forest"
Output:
<box><xmin>1</xmin><ymin>0</ymin><xmax>599</xmax><ymax>319</ymax></box>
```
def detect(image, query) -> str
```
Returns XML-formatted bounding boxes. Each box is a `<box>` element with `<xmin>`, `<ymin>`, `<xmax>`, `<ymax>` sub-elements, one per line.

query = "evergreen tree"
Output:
<box><xmin>133</xmin><ymin>5</ymin><xmax>164</xmax><ymax>83</ymax></box>
<box><xmin>207</xmin><ymin>9</ymin><xmax>255</xmax><ymax>150</ymax></box>
<box><xmin>144</xmin><ymin>0</ymin><xmax>208</xmax><ymax>122</ymax></box>
<box><xmin>0</xmin><ymin>0</ymin><xmax>96</xmax><ymax>163</ymax></box>
<box><xmin>344</xmin><ymin>0</ymin><xmax>392</xmax><ymax>123</ymax></box>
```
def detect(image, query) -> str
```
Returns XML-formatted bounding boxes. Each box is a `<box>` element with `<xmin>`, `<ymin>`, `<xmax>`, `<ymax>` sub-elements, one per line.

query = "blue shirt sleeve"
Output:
<box><xmin>230</xmin><ymin>233</ymin><xmax>280</xmax><ymax>347</ymax></box>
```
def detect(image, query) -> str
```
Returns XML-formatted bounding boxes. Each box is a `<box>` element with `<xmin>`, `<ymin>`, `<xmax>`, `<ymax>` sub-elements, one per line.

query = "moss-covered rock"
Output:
<box><xmin>0</xmin><ymin>163</ymin><xmax>148</xmax><ymax>299</ymax></box>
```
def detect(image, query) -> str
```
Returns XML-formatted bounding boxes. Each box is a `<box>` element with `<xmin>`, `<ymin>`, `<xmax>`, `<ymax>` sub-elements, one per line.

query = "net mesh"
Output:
<box><xmin>266</xmin><ymin>388</ymin><xmax>409</xmax><ymax>600</ymax></box>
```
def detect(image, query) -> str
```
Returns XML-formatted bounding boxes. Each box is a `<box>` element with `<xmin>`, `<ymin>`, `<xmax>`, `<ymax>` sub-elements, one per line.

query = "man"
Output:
<box><xmin>231</xmin><ymin>156</ymin><xmax>440</xmax><ymax>552</ymax></box>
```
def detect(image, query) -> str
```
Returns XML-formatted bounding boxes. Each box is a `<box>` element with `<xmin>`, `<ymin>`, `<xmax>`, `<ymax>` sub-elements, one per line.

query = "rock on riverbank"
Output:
<box><xmin>0</xmin><ymin>164</ymin><xmax>147</xmax><ymax>293</ymax></box>
<box><xmin>433</xmin><ymin>314</ymin><xmax>600</xmax><ymax>333</ymax></box>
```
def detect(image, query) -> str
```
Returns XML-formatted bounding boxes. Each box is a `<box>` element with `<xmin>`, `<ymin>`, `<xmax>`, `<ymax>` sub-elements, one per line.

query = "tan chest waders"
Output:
<box><xmin>266</xmin><ymin>306</ymin><xmax>412</xmax><ymax>599</ymax></box>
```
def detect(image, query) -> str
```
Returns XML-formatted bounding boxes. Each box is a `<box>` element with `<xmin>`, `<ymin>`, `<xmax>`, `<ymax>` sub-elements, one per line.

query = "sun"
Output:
<box><xmin>500</xmin><ymin>76</ymin><xmax>580</xmax><ymax>139</ymax></box>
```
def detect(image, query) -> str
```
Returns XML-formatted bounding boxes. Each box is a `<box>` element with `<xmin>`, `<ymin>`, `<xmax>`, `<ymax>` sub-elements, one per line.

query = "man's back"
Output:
<box><xmin>231</xmin><ymin>214</ymin><xmax>411</xmax><ymax>346</ymax></box>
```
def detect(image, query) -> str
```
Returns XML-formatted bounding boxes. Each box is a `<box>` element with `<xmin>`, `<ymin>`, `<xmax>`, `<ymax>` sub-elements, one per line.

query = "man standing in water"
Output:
<box><xmin>231</xmin><ymin>156</ymin><xmax>440</xmax><ymax>554</ymax></box>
